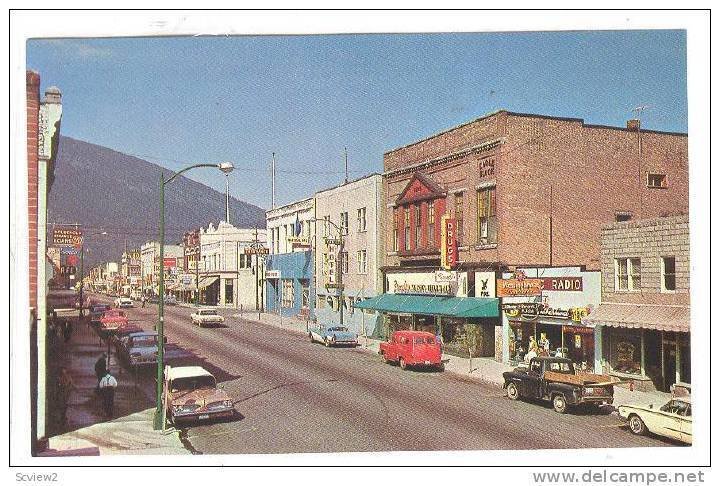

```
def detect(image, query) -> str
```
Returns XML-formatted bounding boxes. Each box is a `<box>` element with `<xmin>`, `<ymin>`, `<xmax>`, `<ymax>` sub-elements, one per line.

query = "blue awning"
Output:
<box><xmin>354</xmin><ymin>294</ymin><xmax>499</xmax><ymax>318</ymax></box>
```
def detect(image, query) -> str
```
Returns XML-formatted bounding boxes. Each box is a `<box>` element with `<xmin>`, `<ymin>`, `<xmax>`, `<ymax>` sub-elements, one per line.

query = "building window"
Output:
<box><xmin>647</xmin><ymin>173</ymin><xmax>668</xmax><ymax>189</ymax></box>
<box><xmin>357</xmin><ymin>207</ymin><xmax>367</xmax><ymax>232</ymax></box>
<box><xmin>357</xmin><ymin>250</ymin><xmax>367</xmax><ymax>274</ymax></box>
<box><xmin>477</xmin><ymin>186</ymin><xmax>497</xmax><ymax>244</ymax></box>
<box><xmin>455</xmin><ymin>192</ymin><xmax>464</xmax><ymax>244</ymax></box>
<box><xmin>415</xmin><ymin>204</ymin><xmax>422</xmax><ymax>248</ymax></box>
<box><xmin>615</xmin><ymin>212</ymin><xmax>632</xmax><ymax>222</ymax></box>
<box><xmin>427</xmin><ymin>200</ymin><xmax>435</xmax><ymax>247</ymax></box>
<box><xmin>300</xmin><ymin>280</ymin><xmax>310</xmax><ymax>309</ymax></box>
<box><xmin>661</xmin><ymin>256</ymin><xmax>676</xmax><ymax>291</ymax></box>
<box><xmin>404</xmin><ymin>207</ymin><xmax>410</xmax><ymax>251</ymax></box>
<box><xmin>341</xmin><ymin>251</ymin><xmax>349</xmax><ymax>274</ymax></box>
<box><xmin>393</xmin><ymin>207</ymin><xmax>399</xmax><ymax>252</ymax></box>
<box><xmin>615</xmin><ymin>258</ymin><xmax>641</xmax><ymax>291</ymax></box>
<box><xmin>340</xmin><ymin>212</ymin><xmax>349</xmax><ymax>235</ymax></box>
<box><xmin>225</xmin><ymin>279</ymin><xmax>234</xmax><ymax>304</ymax></box>
<box><xmin>281</xmin><ymin>280</ymin><xmax>294</xmax><ymax>308</ymax></box>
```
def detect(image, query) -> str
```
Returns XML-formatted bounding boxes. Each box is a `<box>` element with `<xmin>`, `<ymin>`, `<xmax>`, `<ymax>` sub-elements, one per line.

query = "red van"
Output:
<box><xmin>379</xmin><ymin>330</ymin><xmax>443</xmax><ymax>371</ymax></box>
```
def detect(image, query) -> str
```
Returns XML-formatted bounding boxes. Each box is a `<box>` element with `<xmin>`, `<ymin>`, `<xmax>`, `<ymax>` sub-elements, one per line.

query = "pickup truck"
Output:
<box><xmin>379</xmin><ymin>330</ymin><xmax>443</xmax><ymax>371</ymax></box>
<box><xmin>502</xmin><ymin>357</ymin><xmax>615</xmax><ymax>413</ymax></box>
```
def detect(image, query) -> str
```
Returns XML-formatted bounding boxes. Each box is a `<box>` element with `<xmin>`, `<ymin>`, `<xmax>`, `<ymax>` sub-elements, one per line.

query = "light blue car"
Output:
<box><xmin>309</xmin><ymin>325</ymin><xmax>358</xmax><ymax>347</ymax></box>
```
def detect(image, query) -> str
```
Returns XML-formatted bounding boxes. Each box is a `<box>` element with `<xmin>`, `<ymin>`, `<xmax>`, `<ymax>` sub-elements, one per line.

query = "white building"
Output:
<box><xmin>198</xmin><ymin>222</ymin><xmax>267</xmax><ymax>309</ymax></box>
<box><xmin>140</xmin><ymin>241</ymin><xmax>182</xmax><ymax>295</ymax></box>
<box><xmin>314</xmin><ymin>174</ymin><xmax>384</xmax><ymax>336</ymax></box>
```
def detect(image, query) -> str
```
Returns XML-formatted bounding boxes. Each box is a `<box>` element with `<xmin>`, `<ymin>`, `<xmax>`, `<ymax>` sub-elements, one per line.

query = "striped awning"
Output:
<box><xmin>582</xmin><ymin>303</ymin><xmax>690</xmax><ymax>333</ymax></box>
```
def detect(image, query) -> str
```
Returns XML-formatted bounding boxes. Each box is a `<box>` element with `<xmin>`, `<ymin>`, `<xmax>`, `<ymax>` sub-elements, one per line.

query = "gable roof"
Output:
<box><xmin>396</xmin><ymin>172</ymin><xmax>446</xmax><ymax>205</ymax></box>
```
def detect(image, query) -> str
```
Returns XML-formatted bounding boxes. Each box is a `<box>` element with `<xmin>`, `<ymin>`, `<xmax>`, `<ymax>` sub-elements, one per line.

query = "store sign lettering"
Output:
<box><xmin>478</xmin><ymin>158</ymin><xmax>495</xmax><ymax>178</ymax></box>
<box><xmin>393</xmin><ymin>281</ymin><xmax>452</xmax><ymax>296</ymax></box>
<box><xmin>542</xmin><ymin>277</ymin><xmax>583</xmax><ymax>291</ymax></box>
<box><xmin>440</xmin><ymin>215</ymin><xmax>458</xmax><ymax>270</ymax></box>
<box><xmin>496</xmin><ymin>278</ymin><xmax>543</xmax><ymax>297</ymax></box>
<box><xmin>52</xmin><ymin>227</ymin><xmax>83</xmax><ymax>247</ymax></box>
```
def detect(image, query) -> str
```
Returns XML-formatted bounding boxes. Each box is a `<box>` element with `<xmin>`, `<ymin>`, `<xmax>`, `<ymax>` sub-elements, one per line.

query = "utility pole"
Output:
<box><xmin>271</xmin><ymin>152</ymin><xmax>276</xmax><ymax>209</ymax></box>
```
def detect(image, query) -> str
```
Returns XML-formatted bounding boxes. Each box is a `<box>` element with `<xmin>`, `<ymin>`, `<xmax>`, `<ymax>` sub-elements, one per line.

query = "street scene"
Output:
<box><xmin>16</xmin><ymin>14</ymin><xmax>707</xmax><ymax>468</ymax></box>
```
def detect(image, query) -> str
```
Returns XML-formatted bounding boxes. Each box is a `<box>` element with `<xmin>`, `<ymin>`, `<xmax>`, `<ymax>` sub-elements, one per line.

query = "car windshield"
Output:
<box><xmin>328</xmin><ymin>327</ymin><xmax>348</xmax><ymax>332</ymax></box>
<box><xmin>548</xmin><ymin>361</ymin><xmax>574</xmax><ymax>373</ymax></box>
<box><xmin>131</xmin><ymin>335</ymin><xmax>158</xmax><ymax>347</ymax></box>
<box><xmin>171</xmin><ymin>375</ymin><xmax>216</xmax><ymax>391</ymax></box>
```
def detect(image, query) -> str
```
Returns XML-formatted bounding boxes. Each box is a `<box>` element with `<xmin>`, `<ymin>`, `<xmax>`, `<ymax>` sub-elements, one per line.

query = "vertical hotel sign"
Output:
<box><xmin>440</xmin><ymin>215</ymin><xmax>458</xmax><ymax>270</ymax></box>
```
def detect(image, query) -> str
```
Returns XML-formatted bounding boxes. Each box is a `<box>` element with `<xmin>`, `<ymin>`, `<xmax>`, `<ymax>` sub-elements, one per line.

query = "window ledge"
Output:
<box><xmin>474</xmin><ymin>243</ymin><xmax>498</xmax><ymax>250</ymax></box>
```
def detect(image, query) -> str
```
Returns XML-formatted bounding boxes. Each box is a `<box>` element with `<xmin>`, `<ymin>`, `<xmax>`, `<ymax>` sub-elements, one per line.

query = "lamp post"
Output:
<box><xmin>154</xmin><ymin>162</ymin><xmax>234</xmax><ymax>430</ymax></box>
<box><xmin>78</xmin><ymin>231</ymin><xmax>107</xmax><ymax>319</ymax></box>
<box><xmin>309</xmin><ymin>217</ymin><xmax>345</xmax><ymax>329</ymax></box>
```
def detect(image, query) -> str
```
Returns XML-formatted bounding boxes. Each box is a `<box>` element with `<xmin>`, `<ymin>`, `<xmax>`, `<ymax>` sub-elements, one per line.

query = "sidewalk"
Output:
<box><xmin>40</xmin><ymin>315</ymin><xmax>188</xmax><ymax>456</ymax></box>
<box><xmin>241</xmin><ymin>311</ymin><xmax>672</xmax><ymax>407</ymax></box>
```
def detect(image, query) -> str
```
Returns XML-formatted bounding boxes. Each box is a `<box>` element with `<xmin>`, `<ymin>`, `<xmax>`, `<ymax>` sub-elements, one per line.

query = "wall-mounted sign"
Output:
<box><xmin>387</xmin><ymin>271</ymin><xmax>467</xmax><ymax>297</ymax></box>
<box><xmin>502</xmin><ymin>303</ymin><xmax>540</xmax><ymax>318</ymax></box>
<box><xmin>163</xmin><ymin>257</ymin><xmax>177</xmax><ymax>268</ymax></box>
<box><xmin>52</xmin><ymin>227</ymin><xmax>83</xmax><ymax>247</ymax></box>
<box><xmin>440</xmin><ymin>215</ymin><xmax>458</xmax><ymax>270</ymax></box>
<box><xmin>569</xmin><ymin>306</ymin><xmax>590</xmax><ymax>322</ymax></box>
<box><xmin>434</xmin><ymin>271</ymin><xmax>457</xmax><ymax>283</ymax></box>
<box><xmin>496</xmin><ymin>278</ymin><xmax>543</xmax><ymax>297</ymax></box>
<box><xmin>244</xmin><ymin>247</ymin><xmax>269</xmax><ymax>255</ymax></box>
<box><xmin>542</xmin><ymin>277</ymin><xmax>583</xmax><ymax>292</ymax></box>
<box><xmin>265</xmin><ymin>270</ymin><xmax>281</xmax><ymax>279</ymax></box>
<box><xmin>393</xmin><ymin>281</ymin><xmax>452</xmax><ymax>296</ymax></box>
<box><xmin>287</xmin><ymin>236</ymin><xmax>310</xmax><ymax>245</ymax></box>
<box><xmin>474</xmin><ymin>271</ymin><xmax>496</xmax><ymax>298</ymax></box>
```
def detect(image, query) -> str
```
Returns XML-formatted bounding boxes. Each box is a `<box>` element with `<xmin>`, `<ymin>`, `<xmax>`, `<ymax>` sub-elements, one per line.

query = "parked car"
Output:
<box><xmin>110</xmin><ymin>323</ymin><xmax>146</xmax><ymax>352</ymax></box>
<box><xmin>191</xmin><ymin>307</ymin><xmax>225</xmax><ymax>327</ymax></box>
<box><xmin>119</xmin><ymin>331</ymin><xmax>159</xmax><ymax>367</ymax></box>
<box><xmin>308</xmin><ymin>324</ymin><xmax>358</xmax><ymax>347</ymax></box>
<box><xmin>114</xmin><ymin>297</ymin><xmax>134</xmax><ymax>308</ymax></box>
<box><xmin>99</xmin><ymin>309</ymin><xmax>129</xmax><ymax>333</ymax></box>
<box><xmin>165</xmin><ymin>295</ymin><xmax>178</xmax><ymax>306</ymax></box>
<box><xmin>163</xmin><ymin>365</ymin><xmax>234</xmax><ymax>425</ymax></box>
<box><xmin>89</xmin><ymin>304</ymin><xmax>112</xmax><ymax>326</ymax></box>
<box><xmin>379</xmin><ymin>330</ymin><xmax>443</xmax><ymax>371</ymax></box>
<box><xmin>148</xmin><ymin>295</ymin><xmax>159</xmax><ymax>304</ymax></box>
<box><xmin>502</xmin><ymin>357</ymin><xmax>615</xmax><ymax>413</ymax></box>
<box><xmin>618</xmin><ymin>396</ymin><xmax>692</xmax><ymax>444</ymax></box>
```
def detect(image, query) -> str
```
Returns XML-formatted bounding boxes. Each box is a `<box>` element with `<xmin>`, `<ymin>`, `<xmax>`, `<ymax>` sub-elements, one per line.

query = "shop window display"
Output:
<box><xmin>608</xmin><ymin>329</ymin><xmax>642</xmax><ymax>375</ymax></box>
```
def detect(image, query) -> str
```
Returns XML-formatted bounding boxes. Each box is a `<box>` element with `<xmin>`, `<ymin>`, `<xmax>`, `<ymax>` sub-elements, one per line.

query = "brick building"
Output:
<box><xmin>584</xmin><ymin>215</ymin><xmax>690</xmax><ymax>392</ymax></box>
<box><xmin>362</xmin><ymin>110</ymin><xmax>688</xmax><ymax>361</ymax></box>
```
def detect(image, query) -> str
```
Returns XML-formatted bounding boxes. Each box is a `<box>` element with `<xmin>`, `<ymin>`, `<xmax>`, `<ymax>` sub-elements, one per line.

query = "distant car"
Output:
<box><xmin>309</xmin><ymin>324</ymin><xmax>358</xmax><ymax>347</ymax></box>
<box><xmin>119</xmin><ymin>331</ymin><xmax>159</xmax><ymax>367</ymax></box>
<box><xmin>114</xmin><ymin>297</ymin><xmax>134</xmax><ymax>308</ymax></box>
<box><xmin>379</xmin><ymin>330</ymin><xmax>443</xmax><ymax>371</ymax></box>
<box><xmin>163</xmin><ymin>365</ymin><xmax>234</xmax><ymax>425</ymax></box>
<box><xmin>618</xmin><ymin>397</ymin><xmax>692</xmax><ymax>444</ymax></box>
<box><xmin>165</xmin><ymin>295</ymin><xmax>178</xmax><ymax>306</ymax></box>
<box><xmin>148</xmin><ymin>295</ymin><xmax>159</xmax><ymax>304</ymax></box>
<box><xmin>191</xmin><ymin>307</ymin><xmax>224</xmax><ymax>327</ymax></box>
<box><xmin>99</xmin><ymin>309</ymin><xmax>129</xmax><ymax>332</ymax></box>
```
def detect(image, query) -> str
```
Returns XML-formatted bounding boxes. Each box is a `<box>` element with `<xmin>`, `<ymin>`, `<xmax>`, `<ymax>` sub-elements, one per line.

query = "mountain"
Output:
<box><xmin>47</xmin><ymin>136</ymin><xmax>266</xmax><ymax>268</ymax></box>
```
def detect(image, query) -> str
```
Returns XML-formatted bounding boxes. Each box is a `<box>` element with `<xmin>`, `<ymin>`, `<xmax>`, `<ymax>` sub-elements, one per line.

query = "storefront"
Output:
<box><xmin>500</xmin><ymin>268</ymin><xmax>600</xmax><ymax>371</ymax></box>
<box><xmin>355</xmin><ymin>269</ymin><xmax>499</xmax><ymax>358</ymax></box>
<box><xmin>583</xmin><ymin>303</ymin><xmax>690</xmax><ymax>392</ymax></box>
<box><xmin>264</xmin><ymin>251</ymin><xmax>315</xmax><ymax>319</ymax></box>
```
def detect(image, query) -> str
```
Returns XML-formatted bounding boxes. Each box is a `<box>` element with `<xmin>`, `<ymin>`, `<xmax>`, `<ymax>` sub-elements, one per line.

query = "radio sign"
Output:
<box><xmin>542</xmin><ymin>277</ymin><xmax>583</xmax><ymax>291</ymax></box>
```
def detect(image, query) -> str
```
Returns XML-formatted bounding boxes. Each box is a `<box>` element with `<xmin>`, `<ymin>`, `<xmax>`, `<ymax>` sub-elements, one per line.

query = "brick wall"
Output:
<box><xmin>27</xmin><ymin>70</ymin><xmax>40</xmax><ymax>310</ymax></box>
<box><xmin>382</xmin><ymin>111</ymin><xmax>689</xmax><ymax>272</ymax></box>
<box><xmin>599</xmin><ymin>215</ymin><xmax>690</xmax><ymax>305</ymax></box>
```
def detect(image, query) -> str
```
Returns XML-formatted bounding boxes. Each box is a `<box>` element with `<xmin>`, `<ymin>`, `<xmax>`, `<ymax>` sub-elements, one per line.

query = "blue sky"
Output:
<box><xmin>27</xmin><ymin>30</ymin><xmax>687</xmax><ymax>210</ymax></box>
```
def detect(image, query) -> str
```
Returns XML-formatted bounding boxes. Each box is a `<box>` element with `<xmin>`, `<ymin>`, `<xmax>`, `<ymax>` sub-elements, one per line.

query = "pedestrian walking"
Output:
<box><xmin>141</xmin><ymin>295</ymin><xmax>146</xmax><ymax>308</ymax></box>
<box><xmin>98</xmin><ymin>371</ymin><xmax>118</xmax><ymax>418</ymax></box>
<box><xmin>63</xmin><ymin>319</ymin><xmax>73</xmax><ymax>343</ymax></box>
<box><xmin>57</xmin><ymin>367</ymin><xmax>74</xmax><ymax>425</ymax></box>
<box><xmin>94</xmin><ymin>353</ymin><xmax>107</xmax><ymax>393</ymax></box>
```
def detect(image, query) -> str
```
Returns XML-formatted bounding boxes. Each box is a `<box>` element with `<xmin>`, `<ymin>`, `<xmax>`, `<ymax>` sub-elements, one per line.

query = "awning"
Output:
<box><xmin>354</xmin><ymin>294</ymin><xmax>499</xmax><ymax>318</ymax></box>
<box><xmin>198</xmin><ymin>276</ymin><xmax>219</xmax><ymax>289</ymax></box>
<box><xmin>582</xmin><ymin>303</ymin><xmax>690</xmax><ymax>333</ymax></box>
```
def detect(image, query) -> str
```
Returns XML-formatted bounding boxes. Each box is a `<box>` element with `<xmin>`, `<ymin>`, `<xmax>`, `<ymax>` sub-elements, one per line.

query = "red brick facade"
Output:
<box><xmin>27</xmin><ymin>70</ymin><xmax>40</xmax><ymax>310</ymax></box>
<box><xmin>384</xmin><ymin>111</ymin><xmax>688</xmax><ymax>272</ymax></box>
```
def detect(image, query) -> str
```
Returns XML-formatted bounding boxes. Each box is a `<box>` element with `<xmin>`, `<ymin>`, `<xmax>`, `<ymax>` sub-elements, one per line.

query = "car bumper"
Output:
<box><xmin>172</xmin><ymin>408</ymin><xmax>234</xmax><ymax>423</ymax></box>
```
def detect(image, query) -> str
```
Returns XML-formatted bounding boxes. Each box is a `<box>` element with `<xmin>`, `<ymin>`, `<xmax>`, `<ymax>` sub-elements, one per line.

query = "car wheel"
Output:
<box><xmin>628</xmin><ymin>414</ymin><xmax>648</xmax><ymax>436</ymax></box>
<box><xmin>399</xmin><ymin>357</ymin><xmax>407</xmax><ymax>370</ymax></box>
<box><xmin>324</xmin><ymin>337</ymin><xmax>331</xmax><ymax>347</ymax></box>
<box><xmin>552</xmin><ymin>394</ymin><xmax>568</xmax><ymax>413</ymax></box>
<box><xmin>506</xmin><ymin>382</ymin><xmax>520</xmax><ymax>400</ymax></box>
<box><xmin>309</xmin><ymin>333</ymin><xmax>314</xmax><ymax>343</ymax></box>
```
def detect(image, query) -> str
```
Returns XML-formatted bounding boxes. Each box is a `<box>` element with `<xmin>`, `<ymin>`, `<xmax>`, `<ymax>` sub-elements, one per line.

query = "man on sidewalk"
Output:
<box><xmin>94</xmin><ymin>353</ymin><xmax>107</xmax><ymax>393</ymax></box>
<box><xmin>98</xmin><ymin>370</ymin><xmax>118</xmax><ymax>419</ymax></box>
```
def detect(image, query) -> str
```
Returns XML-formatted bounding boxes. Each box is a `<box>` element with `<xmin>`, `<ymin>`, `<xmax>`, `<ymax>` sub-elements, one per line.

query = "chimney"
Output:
<box><xmin>627</xmin><ymin>119</ymin><xmax>640</xmax><ymax>131</ymax></box>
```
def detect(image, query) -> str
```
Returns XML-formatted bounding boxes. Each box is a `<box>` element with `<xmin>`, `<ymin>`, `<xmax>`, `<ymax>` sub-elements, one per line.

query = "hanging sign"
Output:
<box><xmin>52</xmin><ymin>227</ymin><xmax>83</xmax><ymax>247</ymax></box>
<box><xmin>440</xmin><ymin>215</ymin><xmax>458</xmax><ymax>270</ymax></box>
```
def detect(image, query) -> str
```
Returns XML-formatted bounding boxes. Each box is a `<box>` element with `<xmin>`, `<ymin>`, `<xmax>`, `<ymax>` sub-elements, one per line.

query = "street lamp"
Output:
<box><xmin>308</xmin><ymin>217</ymin><xmax>346</xmax><ymax>329</ymax></box>
<box><xmin>154</xmin><ymin>162</ymin><xmax>234</xmax><ymax>430</ymax></box>
<box><xmin>78</xmin><ymin>231</ymin><xmax>107</xmax><ymax>318</ymax></box>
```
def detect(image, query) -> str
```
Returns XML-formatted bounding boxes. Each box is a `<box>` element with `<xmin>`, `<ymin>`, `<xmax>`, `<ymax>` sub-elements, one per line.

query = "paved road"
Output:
<box><xmin>93</xmin><ymin>294</ymin><xmax>676</xmax><ymax>454</ymax></box>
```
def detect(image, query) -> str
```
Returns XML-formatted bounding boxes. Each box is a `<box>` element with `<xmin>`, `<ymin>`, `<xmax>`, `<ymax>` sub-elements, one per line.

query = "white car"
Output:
<box><xmin>191</xmin><ymin>307</ymin><xmax>225</xmax><ymax>327</ymax></box>
<box><xmin>618</xmin><ymin>396</ymin><xmax>692</xmax><ymax>444</ymax></box>
<box><xmin>114</xmin><ymin>297</ymin><xmax>134</xmax><ymax>308</ymax></box>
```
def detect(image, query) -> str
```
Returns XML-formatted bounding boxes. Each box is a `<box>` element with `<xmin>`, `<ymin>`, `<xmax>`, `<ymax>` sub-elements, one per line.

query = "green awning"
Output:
<box><xmin>354</xmin><ymin>294</ymin><xmax>499</xmax><ymax>318</ymax></box>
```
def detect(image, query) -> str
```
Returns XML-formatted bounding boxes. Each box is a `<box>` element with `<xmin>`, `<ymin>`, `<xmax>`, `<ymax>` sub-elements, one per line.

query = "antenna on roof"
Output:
<box><xmin>344</xmin><ymin>147</ymin><xmax>348</xmax><ymax>185</ymax></box>
<box><xmin>631</xmin><ymin>104</ymin><xmax>651</xmax><ymax>119</ymax></box>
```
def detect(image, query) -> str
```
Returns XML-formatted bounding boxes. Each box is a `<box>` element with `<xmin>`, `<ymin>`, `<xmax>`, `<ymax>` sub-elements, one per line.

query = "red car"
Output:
<box><xmin>99</xmin><ymin>309</ymin><xmax>129</xmax><ymax>332</ymax></box>
<box><xmin>379</xmin><ymin>330</ymin><xmax>443</xmax><ymax>371</ymax></box>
